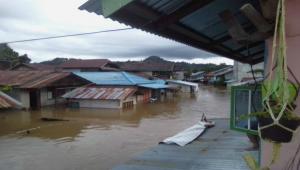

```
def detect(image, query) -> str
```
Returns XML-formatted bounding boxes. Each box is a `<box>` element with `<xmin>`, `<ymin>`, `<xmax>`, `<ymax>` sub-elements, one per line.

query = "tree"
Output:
<box><xmin>19</xmin><ymin>54</ymin><xmax>31</xmax><ymax>64</ymax></box>
<box><xmin>0</xmin><ymin>44</ymin><xmax>31</xmax><ymax>66</ymax></box>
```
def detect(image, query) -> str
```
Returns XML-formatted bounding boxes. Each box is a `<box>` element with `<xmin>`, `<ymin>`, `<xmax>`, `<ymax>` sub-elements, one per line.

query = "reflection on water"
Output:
<box><xmin>0</xmin><ymin>86</ymin><xmax>229</xmax><ymax>170</ymax></box>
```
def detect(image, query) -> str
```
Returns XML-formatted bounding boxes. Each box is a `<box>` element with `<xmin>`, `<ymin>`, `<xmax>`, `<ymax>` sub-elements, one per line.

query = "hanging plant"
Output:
<box><xmin>253</xmin><ymin>0</ymin><xmax>300</xmax><ymax>144</ymax></box>
<box><xmin>244</xmin><ymin>0</ymin><xmax>300</xmax><ymax>169</ymax></box>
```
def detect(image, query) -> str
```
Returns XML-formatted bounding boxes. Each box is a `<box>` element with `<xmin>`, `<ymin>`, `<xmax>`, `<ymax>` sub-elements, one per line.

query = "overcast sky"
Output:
<box><xmin>0</xmin><ymin>0</ymin><xmax>233</xmax><ymax>64</ymax></box>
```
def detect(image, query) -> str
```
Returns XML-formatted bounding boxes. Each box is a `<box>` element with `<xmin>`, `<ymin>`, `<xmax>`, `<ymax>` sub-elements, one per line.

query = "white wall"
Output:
<box><xmin>40</xmin><ymin>88</ymin><xmax>55</xmax><ymax>106</ymax></box>
<box><xmin>168</xmin><ymin>82</ymin><xmax>194</xmax><ymax>93</ymax></box>
<box><xmin>78</xmin><ymin>99</ymin><xmax>121</xmax><ymax>109</ymax></box>
<box><xmin>173</xmin><ymin>71</ymin><xmax>185</xmax><ymax>80</ymax></box>
<box><xmin>233</xmin><ymin>61</ymin><xmax>264</xmax><ymax>82</ymax></box>
<box><xmin>19</xmin><ymin>90</ymin><xmax>30</xmax><ymax>109</ymax></box>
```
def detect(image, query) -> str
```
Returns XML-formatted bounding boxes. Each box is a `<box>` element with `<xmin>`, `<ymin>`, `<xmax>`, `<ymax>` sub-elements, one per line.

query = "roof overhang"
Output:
<box><xmin>80</xmin><ymin>0</ymin><xmax>278</xmax><ymax>64</ymax></box>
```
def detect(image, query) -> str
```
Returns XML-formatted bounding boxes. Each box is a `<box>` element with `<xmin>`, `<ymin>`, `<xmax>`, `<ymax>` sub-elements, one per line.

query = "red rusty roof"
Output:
<box><xmin>60</xmin><ymin>59</ymin><xmax>110</xmax><ymax>69</ymax></box>
<box><xmin>0</xmin><ymin>71</ymin><xmax>74</xmax><ymax>88</ymax></box>
<box><xmin>10</xmin><ymin>63</ymin><xmax>56</xmax><ymax>71</ymax></box>
<box><xmin>62</xmin><ymin>87</ymin><xmax>137</xmax><ymax>100</ymax></box>
<box><xmin>117</xmin><ymin>62</ymin><xmax>175</xmax><ymax>72</ymax></box>
<box><xmin>0</xmin><ymin>91</ymin><xmax>23</xmax><ymax>109</ymax></box>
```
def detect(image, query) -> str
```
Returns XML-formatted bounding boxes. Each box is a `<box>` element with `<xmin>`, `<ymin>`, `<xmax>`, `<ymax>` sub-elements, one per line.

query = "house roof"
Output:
<box><xmin>166</xmin><ymin>80</ymin><xmax>198</xmax><ymax>87</ymax></box>
<box><xmin>0</xmin><ymin>71</ymin><xmax>82</xmax><ymax>88</ymax></box>
<box><xmin>0</xmin><ymin>91</ymin><xmax>23</xmax><ymax>109</ymax></box>
<box><xmin>62</xmin><ymin>87</ymin><xmax>136</xmax><ymax>100</ymax></box>
<box><xmin>214</xmin><ymin>66</ymin><xmax>233</xmax><ymax>76</ymax></box>
<box><xmin>80</xmin><ymin>0</ymin><xmax>269</xmax><ymax>64</ymax></box>
<box><xmin>10</xmin><ymin>63</ymin><xmax>56</xmax><ymax>71</ymax></box>
<box><xmin>138</xmin><ymin>83</ymin><xmax>169</xmax><ymax>89</ymax></box>
<box><xmin>74</xmin><ymin>71</ymin><xmax>153</xmax><ymax>86</ymax></box>
<box><xmin>191</xmin><ymin>71</ymin><xmax>205</xmax><ymax>77</ymax></box>
<box><xmin>60</xmin><ymin>59</ymin><xmax>111</xmax><ymax>69</ymax></box>
<box><xmin>117</xmin><ymin>62</ymin><xmax>175</xmax><ymax>72</ymax></box>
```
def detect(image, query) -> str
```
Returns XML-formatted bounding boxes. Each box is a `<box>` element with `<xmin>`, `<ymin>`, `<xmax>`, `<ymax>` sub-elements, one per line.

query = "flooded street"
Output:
<box><xmin>0</xmin><ymin>86</ymin><xmax>230</xmax><ymax>170</ymax></box>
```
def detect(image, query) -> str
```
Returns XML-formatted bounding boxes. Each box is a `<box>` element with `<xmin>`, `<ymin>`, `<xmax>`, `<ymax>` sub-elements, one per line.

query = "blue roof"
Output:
<box><xmin>74</xmin><ymin>72</ymin><xmax>154</xmax><ymax>85</ymax></box>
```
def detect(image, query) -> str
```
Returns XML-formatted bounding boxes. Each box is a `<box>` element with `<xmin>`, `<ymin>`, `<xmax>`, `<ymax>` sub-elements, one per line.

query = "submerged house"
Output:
<box><xmin>73</xmin><ymin>72</ymin><xmax>170</xmax><ymax>104</ymax></box>
<box><xmin>189</xmin><ymin>71</ymin><xmax>205</xmax><ymax>82</ymax></box>
<box><xmin>117</xmin><ymin>61</ymin><xmax>185</xmax><ymax>80</ymax></box>
<box><xmin>79</xmin><ymin>0</ymin><xmax>300</xmax><ymax>168</ymax></box>
<box><xmin>0</xmin><ymin>71</ymin><xmax>90</xmax><ymax>109</ymax></box>
<box><xmin>166</xmin><ymin>80</ymin><xmax>199</xmax><ymax>93</ymax></box>
<box><xmin>60</xmin><ymin>59</ymin><xmax>119</xmax><ymax>72</ymax></box>
<box><xmin>63</xmin><ymin>87</ymin><xmax>137</xmax><ymax>109</ymax></box>
<box><xmin>209</xmin><ymin>66</ymin><xmax>234</xmax><ymax>85</ymax></box>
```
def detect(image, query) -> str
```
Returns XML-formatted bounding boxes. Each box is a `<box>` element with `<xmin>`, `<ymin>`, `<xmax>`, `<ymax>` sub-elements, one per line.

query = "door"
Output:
<box><xmin>29</xmin><ymin>90</ymin><xmax>41</xmax><ymax>109</ymax></box>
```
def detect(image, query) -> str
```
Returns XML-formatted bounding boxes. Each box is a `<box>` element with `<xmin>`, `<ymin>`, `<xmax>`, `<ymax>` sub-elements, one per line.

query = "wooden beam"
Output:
<box><xmin>149</xmin><ymin>0</ymin><xmax>214</xmax><ymax>30</ymax></box>
<box><xmin>259</xmin><ymin>0</ymin><xmax>279</xmax><ymax>21</ymax></box>
<box><xmin>240</xmin><ymin>3</ymin><xmax>273</xmax><ymax>33</ymax></box>
<box><xmin>219</xmin><ymin>10</ymin><xmax>250</xmax><ymax>44</ymax></box>
<box><xmin>219</xmin><ymin>10</ymin><xmax>272</xmax><ymax>44</ymax></box>
<box><xmin>235</xmin><ymin>41</ymin><xmax>264</xmax><ymax>52</ymax></box>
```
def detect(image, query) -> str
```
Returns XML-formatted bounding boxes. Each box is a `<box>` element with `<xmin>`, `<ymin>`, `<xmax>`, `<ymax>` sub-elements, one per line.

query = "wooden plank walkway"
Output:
<box><xmin>113</xmin><ymin>119</ymin><xmax>258</xmax><ymax>170</ymax></box>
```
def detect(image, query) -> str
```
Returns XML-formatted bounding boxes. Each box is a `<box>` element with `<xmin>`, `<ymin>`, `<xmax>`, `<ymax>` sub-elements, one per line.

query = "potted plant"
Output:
<box><xmin>250</xmin><ymin>79</ymin><xmax>300</xmax><ymax>143</ymax></box>
<box><xmin>253</xmin><ymin>0</ymin><xmax>300</xmax><ymax>143</ymax></box>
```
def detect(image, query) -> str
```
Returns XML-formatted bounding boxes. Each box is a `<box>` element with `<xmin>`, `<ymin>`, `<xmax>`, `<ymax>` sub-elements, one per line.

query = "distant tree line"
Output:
<box><xmin>0</xmin><ymin>46</ymin><xmax>231</xmax><ymax>73</ymax></box>
<box><xmin>0</xmin><ymin>44</ymin><xmax>31</xmax><ymax>67</ymax></box>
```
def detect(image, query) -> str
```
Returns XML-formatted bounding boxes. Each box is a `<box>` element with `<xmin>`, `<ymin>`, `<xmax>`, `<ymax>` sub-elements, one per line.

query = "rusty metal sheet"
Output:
<box><xmin>63</xmin><ymin>87</ymin><xmax>137</xmax><ymax>100</ymax></box>
<box><xmin>0</xmin><ymin>91</ymin><xmax>22</xmax><ymax>109</ymax></box>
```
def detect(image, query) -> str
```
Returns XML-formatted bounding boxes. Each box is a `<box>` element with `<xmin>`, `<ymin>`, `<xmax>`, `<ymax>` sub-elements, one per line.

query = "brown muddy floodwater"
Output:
<box><xmin>0</xmin><ymin>86</ymin><xmax>229</xmax><ymax>170</ymax></box>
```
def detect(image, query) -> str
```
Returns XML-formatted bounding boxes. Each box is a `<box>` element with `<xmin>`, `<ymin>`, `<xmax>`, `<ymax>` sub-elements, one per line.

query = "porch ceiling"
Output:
<box><xmin>79</xmin><ymin>0</ymin><xmax>274</xmax><ymax>64</ymax></box>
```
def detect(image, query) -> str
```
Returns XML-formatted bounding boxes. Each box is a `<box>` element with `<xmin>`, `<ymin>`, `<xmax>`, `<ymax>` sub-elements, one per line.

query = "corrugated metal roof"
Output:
<box><xmin>167</xmin><ymin>80</ymin><xmax>198</xmax><ymax>87</ymax></box>
<box><xmin>62</xmin><ymin>87</ymin><xmax>136</xmax><ymax>100</ymax></box>
<box><xmin>21</xmin><ymin>72</ymin><xmax>71</xmax><ymax>88</ymax></box>
<box><xmin>0</xmin><ymin>91</ymin><xmax>23</xmax><ymax>109</ymax></box>
<box><xmin>74</xmin><ymin>72</ymin><xmax>152</xmax><ymax>86</ymax></box>
<box><xmin>117</xmin><ymin>62</ymin><xmax>175</xmax><ymax>72</ymax></box>
<box><xmin>60</xmin><ymin>59</ymin><xmax>110</xmax><ymax>69</ymax></box>
<box><xmin>138</xmin><ymin>83</ymin><xmax>169</xmax><ymax>89</ymax></box>
<box><xmin>0</xmin><ymin>71</ymin><xmax>87</xmax><ymax>88</ymax></box>
<box><xmin>79</xmin><ymin>0</ymin><xmax>266</xmax><ymax>64</ymax></box>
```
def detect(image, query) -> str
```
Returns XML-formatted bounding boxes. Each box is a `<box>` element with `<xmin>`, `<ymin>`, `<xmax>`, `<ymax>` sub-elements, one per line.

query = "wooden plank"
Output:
<box><xmin>259</xmin><ymin>0</ymin><xmax>279</xmax><ymax>21</ymax></box>
<box><xmin>219</xmin><ymin>10</ymin><xmax>250</xmax><ymax>44</ymax></box>
<box><xmin>240</xmin><ymin>4</ymin><xmax>273</xmax><ymax>33</ymax></box>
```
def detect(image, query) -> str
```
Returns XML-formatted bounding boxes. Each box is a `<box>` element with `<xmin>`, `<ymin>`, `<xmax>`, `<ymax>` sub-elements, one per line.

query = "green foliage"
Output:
<box><xmin>0</xmin><ymin>44</ymin><xmax>31</xmax><ymax>67</ymax></box>
<box><xmin>0</xmin><ymin>85</ymin><xmax>12</xmax><ymax>92</ymax></box>
<box><xmin>40</xmin><ymin>57</ymin><xmax>70</xmax><ymax>65</ymax></box>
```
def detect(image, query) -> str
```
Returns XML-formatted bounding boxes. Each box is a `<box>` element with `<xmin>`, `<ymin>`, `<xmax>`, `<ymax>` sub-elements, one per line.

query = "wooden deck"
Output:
<box><xmin>113</xmin><ymin>119</ymin><xmax>258</xmax><ymax>170</ymax></box>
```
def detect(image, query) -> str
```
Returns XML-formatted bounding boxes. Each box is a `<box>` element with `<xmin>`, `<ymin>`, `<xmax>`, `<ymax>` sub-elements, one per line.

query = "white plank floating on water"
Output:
<box><xmin>161</xmin><ymin>121</ymin><xmax>215</xmax><ymax>146</ymax></box>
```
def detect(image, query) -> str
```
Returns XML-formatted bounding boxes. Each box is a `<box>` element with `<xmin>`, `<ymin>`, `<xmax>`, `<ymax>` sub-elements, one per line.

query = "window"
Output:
<box><xmin>47</xmin><ymin>91</ymin><xmax>53</xmax><ymax>99</ymax></box>
<box><xmin>230</xmin><ymin>85</ymin><xmax>263</xmax><ymax>135</ymax></box>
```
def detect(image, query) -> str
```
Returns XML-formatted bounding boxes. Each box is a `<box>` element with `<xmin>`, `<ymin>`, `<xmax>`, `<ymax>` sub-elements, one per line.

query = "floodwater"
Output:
<box><xmin>0</xmin><ymin>86</ymin><xmax>230</xmax><ymax>170</ymax></box>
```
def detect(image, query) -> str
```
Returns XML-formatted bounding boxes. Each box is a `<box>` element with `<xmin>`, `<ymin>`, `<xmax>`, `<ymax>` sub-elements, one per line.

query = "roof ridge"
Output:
<box><xmin>121</xmin><ymin>72</ymin><xmax>136</xmax><ymax>85</ymax></box>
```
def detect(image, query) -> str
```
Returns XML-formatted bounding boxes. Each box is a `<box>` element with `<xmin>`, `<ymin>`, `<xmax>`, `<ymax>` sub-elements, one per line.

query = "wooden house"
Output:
<box><xmin>59</xmin><ymin>59</ymin><xmax>119</xmax><ymax>72</ymax></box>
<box><xmin>73</xmin><ymin>71</ymin><xmax>170</xmax><ymax>103</ymax></box>
<box><xmin>166</xmin><ymin>80</ymin><xmax>198</xmax><ymax>93</ymax></box>
<box><xmin>0</xmin><ymin>71</ymin><xmax>90</xmax><ymax>109</ymax></box>
<box><xmin>62</xmin><ymin>87</ymin><xmax>137</xmax><ymax>109</ymax></box>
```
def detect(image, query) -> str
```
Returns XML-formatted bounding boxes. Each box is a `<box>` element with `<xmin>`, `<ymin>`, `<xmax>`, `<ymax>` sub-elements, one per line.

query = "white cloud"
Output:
<box><xmin>0</xmin><ymin>0</ymin><xmax>233</xmax><ymax>64</ymax></box>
